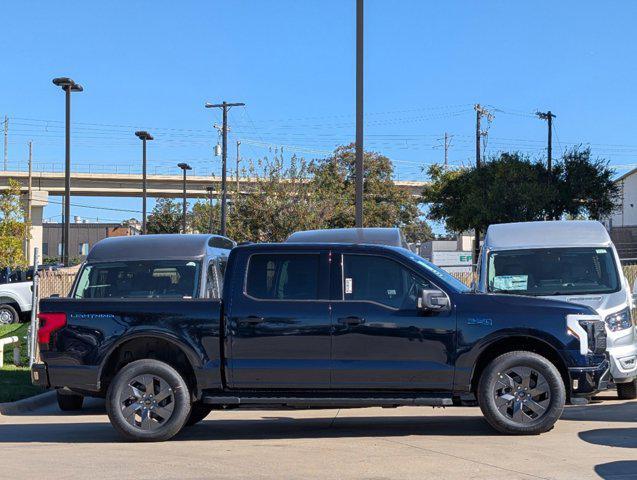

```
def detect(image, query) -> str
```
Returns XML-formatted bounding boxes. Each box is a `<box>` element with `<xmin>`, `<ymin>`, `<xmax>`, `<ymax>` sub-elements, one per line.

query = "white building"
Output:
<box><xmin>605</xmin><ymin>167</ymin><xmax>637</xmax><ymax>259</ymax></box>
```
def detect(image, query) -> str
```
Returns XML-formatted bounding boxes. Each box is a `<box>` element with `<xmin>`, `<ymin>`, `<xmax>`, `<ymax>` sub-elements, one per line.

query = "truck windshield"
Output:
<box><xmin>74</xmin><ymin>260</ymin><xmax>201</xmax><ymax>299</ymax></box>
<box><xmin>487</xmin><ymin>247</ymin><xmax>619</xmax><ymax>296</ymax></box>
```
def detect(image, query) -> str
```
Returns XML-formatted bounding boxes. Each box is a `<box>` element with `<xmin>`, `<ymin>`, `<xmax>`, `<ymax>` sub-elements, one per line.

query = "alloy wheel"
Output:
<box><xmin>119</xmin><ymin>374</ymin><xmax>175</xmax><ymax>430</ymax></box>
<box><xmin>493</xmin><ymin>366</ymin><xmax>550</xmax><ymax>423</ymax></box>
<box><xmin>0</xmin><ymin>308</ymin><xmax>14</xmax><ymax>325</ymax></box>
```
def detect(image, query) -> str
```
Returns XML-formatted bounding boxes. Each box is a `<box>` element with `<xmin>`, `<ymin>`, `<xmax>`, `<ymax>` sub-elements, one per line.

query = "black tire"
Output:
<box><xmin>617</xmin><ymin>379</ymin><xmax>637</xmax><ymax>400</ymax></box>
<box><xmin>0</xmin><ymin>304</ymin><xmax>19</xmax><ymax>325</ymax></box>
<box><xmin>185</xmin><ymin>402</ymin><xmax>213</xmax><ymax>426</ymax></box>
<box><xmin>477</xmin><ymin>351</ymin><xmax>565</xmax><ymax>435</ymax></box>
<box><xmin>106</xmin><ymin>359</ymin><xmax>191</xmax><ymax>442</ymax></box>
<box><xmin>57</xmin><ymin>391</ymin><xmax>84</xmax><ymax>411</ymax></box>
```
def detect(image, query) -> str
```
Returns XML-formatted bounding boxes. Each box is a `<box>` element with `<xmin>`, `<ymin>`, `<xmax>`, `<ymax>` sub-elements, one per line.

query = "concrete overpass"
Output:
<box><xmin>0</xmin><ymin>170</ymin><xmax>426</xmax><ymax>264</ymax></box>
<box><xmin>0</xmin><ymin>170</ymin><xmax>426</xmax><ymax>198</ymax></box>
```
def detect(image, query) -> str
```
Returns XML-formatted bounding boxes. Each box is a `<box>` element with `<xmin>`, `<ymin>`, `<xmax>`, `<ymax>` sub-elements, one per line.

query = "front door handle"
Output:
<box><xmin>338</xmin><ymin>316</ymin><xmax>365</xmax><ymax>326</ymax></box>
<box><xmin>239</xmin><ymin>316</ymin><xmax>265</xmax><ymax>325</ymax></box>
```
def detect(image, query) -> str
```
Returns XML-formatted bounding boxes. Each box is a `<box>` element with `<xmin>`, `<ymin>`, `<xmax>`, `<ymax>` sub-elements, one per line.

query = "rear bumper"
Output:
<box><xmin>31</xmin><ymin>363</ymin><xmax>49</xmax><ymax>388</ymax></box>
<box><xmin>569</xmin><ymin>359</ymin><xmax>610</xmax><ymax>397</ymax></box>
<box><xmin>31</xmin><ymin>363</ymin><xmax>100</xmax><ymax>392</ymax></box>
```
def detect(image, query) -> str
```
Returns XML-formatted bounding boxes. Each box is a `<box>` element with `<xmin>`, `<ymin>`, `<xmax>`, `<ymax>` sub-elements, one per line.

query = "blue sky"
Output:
<box><xmin>2</xmin><ymin>1</ymin><xmax>637</xmax><ymax>225</ymax></box>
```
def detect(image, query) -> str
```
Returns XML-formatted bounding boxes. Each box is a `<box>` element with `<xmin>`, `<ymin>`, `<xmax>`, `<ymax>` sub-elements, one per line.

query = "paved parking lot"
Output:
<box><xmin>0</xmin><ymin>391</ymin><xmax>635</xmax><ymax>480</ymax></box>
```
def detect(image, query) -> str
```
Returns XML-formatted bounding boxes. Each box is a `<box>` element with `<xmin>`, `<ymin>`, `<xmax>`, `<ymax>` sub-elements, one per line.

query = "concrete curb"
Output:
<box><xmin>0</xmin><ymin>390</ymin><xmax>56</xmax><ymax>415</ymax></box>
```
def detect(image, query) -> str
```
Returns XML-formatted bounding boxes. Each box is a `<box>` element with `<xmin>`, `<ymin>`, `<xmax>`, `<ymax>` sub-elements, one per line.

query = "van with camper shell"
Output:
<box><xmin>477</xmin><ymin>220</ymin><xmax>637</xmax><ymax>399</ymax></box>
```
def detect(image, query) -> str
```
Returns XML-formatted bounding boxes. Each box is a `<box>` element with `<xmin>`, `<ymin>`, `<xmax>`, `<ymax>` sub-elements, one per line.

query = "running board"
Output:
<box><xmin>201</xmin><ymin>394</ymin><xmax>453</xmax><ymax>407</ymax></box>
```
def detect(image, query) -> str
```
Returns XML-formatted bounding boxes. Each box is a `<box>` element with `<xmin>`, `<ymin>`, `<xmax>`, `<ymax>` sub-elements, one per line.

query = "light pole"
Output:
<box><xmin>52</xmin><ymin>77</ymin><xmax>83</xmax><ymax>266</ymax></box>
<box><xmin>206</xmin><ymin>186</ymin><xmax>215</xmax><ymax>234</ymax></box>
<box><xmin>135</xmin><ymin>131</ymin><xmax>153</xmax><ymax>234</ymax></box>
<box><xmin>205</xmin><ymin>101</ymin><xmax>245</xmax><ymax>236</ymax></box>
<box><xmin>177</xmin><ymin>163</ymin><xmax>192</xmax><ymax>234</ymax></box>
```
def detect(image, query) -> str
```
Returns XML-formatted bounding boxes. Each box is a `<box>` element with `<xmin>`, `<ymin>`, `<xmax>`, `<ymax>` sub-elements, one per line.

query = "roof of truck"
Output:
<box><xmin>86</xmin><ymin>234</ymin><xmax>235</xmax><ymax>263</ymax></box>
<box><xmin>484</xmin><ymin>220</ymin><xmax>612</xmax><ymax>250</ymax></box>
<box><xmin>286</xmin><ymin>227</ymin><xmax>409</xmax><ymax>248</ymax></box>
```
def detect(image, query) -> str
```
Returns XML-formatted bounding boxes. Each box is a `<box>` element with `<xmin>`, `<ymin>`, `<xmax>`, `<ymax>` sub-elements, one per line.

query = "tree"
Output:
<box><xmin>310</xmin><ymin>145</ymin><xmax>426</xmax><ymax>235</ymax></box>
<box><xmin>0</xmin><ymin>179</ymin><xmax>29</xmax><ymax>268</ymax></box>
<box><xmin>423</xmin><ymin>148</ymin><xmax>619</xmax><ymax>233</ymax></box>
<box><xmin>146</xmin><ymin>198</ymin><xmax>183</xmax><ymax>234</ymax></box>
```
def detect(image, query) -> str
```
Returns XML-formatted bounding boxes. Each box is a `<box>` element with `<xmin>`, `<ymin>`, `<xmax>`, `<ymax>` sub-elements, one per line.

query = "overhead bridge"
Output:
<box><xmin>0</xmin><ymin>170</ymin><xmax>426</xmax><ymax>198</ymax></box>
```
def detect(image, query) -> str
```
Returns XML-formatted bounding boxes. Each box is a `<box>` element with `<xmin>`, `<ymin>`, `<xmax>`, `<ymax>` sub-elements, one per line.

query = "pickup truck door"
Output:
<box><xmin>226</xmin><ymin>250</ymin><xmax>331</xmax><ymax>389</ymax></box>
<box><xmin>330</xmin><ymin>253</ymin><xmax>456</xmax><ymax>391</ymax></box>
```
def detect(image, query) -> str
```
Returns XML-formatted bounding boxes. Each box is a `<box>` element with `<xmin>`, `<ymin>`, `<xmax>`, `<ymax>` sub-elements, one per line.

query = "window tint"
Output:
<box><xmin>246</xmin><ymin>254</ymin><xmax>319</xmax><ymax>300</ymax></box>
<box><xmin>206</xmin><ymin>261</ymin><xmax>222</xmax><ymax>299</ymax></box>
<box><xmin>343</xmin><ymin>255</ymin><xmax>433</xmax><ymax>309</ymax></box>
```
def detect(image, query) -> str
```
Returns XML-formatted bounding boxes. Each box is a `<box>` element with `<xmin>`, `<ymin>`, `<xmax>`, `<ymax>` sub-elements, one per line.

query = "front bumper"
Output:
<box><xmin>608</xmin><ymin>341</ymin><xmax>637</xmax><ymax>383</ymax></box>
<box><xmin>569</xmin><ymin>359</ymin><xmax>610</xmax><ymax>397</ymax></box>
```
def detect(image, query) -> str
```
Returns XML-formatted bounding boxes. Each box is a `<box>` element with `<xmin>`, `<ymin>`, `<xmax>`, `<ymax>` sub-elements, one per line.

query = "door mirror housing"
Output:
<box><xmin>418</xmin><ymin>289</ymin><xmax>450</xmax><ymax>312</ymax></box>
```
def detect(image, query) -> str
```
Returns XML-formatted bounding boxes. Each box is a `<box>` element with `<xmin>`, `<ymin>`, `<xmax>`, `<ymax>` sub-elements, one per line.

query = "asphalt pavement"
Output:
<box><xmin>0</xmin><ymin>391</ymin><xmax>635</xmax><ymax>480</ymax></box>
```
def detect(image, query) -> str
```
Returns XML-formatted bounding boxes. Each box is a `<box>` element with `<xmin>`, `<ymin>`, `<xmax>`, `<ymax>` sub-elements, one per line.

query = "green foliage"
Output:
<box><xmin>0</xmin><ymin>179</ymin><xmax>29</xmax><ymax>268</ymax></box>
<box><xmin>187</xmin><ymin>145</ymin><xmax>432</xmax><ymax>243</ymax></box>
<box><xmin>146</xmin><ymin>198</ymin><xmax>183</xmax><ymax>234</ymax></box>
<box><xmin>423</xmin><ymin>148</ymin><xmax>620</xmax><ymax>233</ymax></box>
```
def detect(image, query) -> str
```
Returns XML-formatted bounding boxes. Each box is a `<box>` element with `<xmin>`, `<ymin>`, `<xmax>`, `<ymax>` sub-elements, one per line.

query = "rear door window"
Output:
<box><xmin>246</xmin><ymin>253</ymin><xmax>320</xmax><ymax>300</ymax></box>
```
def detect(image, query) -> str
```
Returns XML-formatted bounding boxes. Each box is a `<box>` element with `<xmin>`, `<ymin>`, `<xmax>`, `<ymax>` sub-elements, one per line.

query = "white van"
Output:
<box><xmin>477</xmin><ymin>220</ymin><xmax>637</xmax><ymax>399</ymax></box>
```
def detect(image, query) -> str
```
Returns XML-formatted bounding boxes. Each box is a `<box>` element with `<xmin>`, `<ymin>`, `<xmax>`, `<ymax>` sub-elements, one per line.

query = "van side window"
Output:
<box><xmin>246</xmin><ymin>254</ymin><xmax>320</xmax><ymax>300</ymax></box>
<box><xmin>343</xmin><ymin>255</ymin><xmax>433</xmax><ymax>309</ymax></box>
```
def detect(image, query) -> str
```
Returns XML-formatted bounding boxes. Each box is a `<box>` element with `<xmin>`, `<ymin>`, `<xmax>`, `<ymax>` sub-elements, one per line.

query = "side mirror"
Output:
<box><xmin>50</xmin><ymin>294</ymin><xmax>60</xmax><ymax>298</ymax></box>
<box><xmin>419</xmin><ymin>289</ymin><xmax>450</xmax><ymax>312</ymax></box>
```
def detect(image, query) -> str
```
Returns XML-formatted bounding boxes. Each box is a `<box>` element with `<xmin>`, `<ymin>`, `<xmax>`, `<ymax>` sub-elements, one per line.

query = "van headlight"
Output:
<box><xmin>605</xmin><ymin>307</ymin><xmax>633</xmax><ymax>332</ymax></box>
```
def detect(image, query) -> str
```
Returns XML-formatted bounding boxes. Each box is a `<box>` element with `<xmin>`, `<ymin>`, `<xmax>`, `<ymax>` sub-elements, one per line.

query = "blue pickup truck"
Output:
<box><xmin>32</xmin><ymin>238</ymin><xmax>609</xmax><ymax>441</ymax></box>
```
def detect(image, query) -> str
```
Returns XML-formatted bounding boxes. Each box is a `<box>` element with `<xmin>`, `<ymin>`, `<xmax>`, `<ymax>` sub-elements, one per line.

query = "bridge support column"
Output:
<box><xmin>24</xmin><ymin>191</ymin><xmax>49</xmax><ymax>265</ymax></box>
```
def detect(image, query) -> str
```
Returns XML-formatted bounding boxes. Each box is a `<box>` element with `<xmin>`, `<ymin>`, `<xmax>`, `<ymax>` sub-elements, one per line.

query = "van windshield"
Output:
<box><xmin>74</xmin><ymin>260</ymin><xmax>201</xmax><ymax>299</ymax></box>
<box><xmin>487</xmin><ymin>247</ymin><xmax>619</xmax><ymax>296</ymax></box>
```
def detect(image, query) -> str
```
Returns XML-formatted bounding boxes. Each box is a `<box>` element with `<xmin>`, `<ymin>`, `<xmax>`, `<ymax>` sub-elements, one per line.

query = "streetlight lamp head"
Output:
<box><xmin>135</xmin><ymin>131</ymin><xmax>154</xmax><ymax>141</ymax></box>
<box><xmin>52</xmin><ymin>77</ymin><xmax>83</xmax><ymax>92</ymax></box>
<box><xmin>177</xmin><ymin>162</ymin><xmax>192</xmax><ymax>171</ymax></box>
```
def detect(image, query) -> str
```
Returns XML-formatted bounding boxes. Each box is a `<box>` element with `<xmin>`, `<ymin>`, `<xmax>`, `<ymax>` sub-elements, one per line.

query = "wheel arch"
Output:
<box><xmin>470</xmin><ymin>335</ymin><xmax>570</xmax><ymax>395</ymax></box>
<box><xmin>98</xmin><ymin>333</ymin><xmax>201</xmax><ymax>399</ymax></box>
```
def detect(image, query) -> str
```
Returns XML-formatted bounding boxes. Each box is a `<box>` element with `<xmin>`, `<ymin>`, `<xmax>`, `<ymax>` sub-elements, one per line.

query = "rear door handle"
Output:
<box><xmin>239</xmin><ymin>316</ymin><xmax>265</xmax><ymax>325</ymax></box>
<box><xmin>338</xmin><ymin>316</ymin><xmax>365</xmax><ymax>326</ymax></box>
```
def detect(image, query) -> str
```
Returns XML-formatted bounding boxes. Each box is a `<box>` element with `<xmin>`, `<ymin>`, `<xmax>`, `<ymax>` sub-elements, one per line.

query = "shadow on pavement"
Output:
<box><xmin>594</xmin><ymin>461</ymin><xmax>637</xmax><ymax>479</ymax></box>
<box><xmin>561</xmin><ymin>401</ymin><xmax>637</xmax><ymax>423</ymax></box>
<box><xmin>578</xmin><ymin>428</ymin><xmax>637</xmax><ymax>449</ymax></box>
<box><xmin>0</xmin><ymin>414</ymin><xmax>495</xmax><ymax>443</ymax></box>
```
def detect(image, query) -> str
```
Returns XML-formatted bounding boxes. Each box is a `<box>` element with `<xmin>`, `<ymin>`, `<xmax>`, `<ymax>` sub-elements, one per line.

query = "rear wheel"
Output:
<box><xmin>57</xmin><ymin>390</ymin><xmax>84</xmax><ymax>411</ymax></box>
<box><xmin>617</xmin><ymin>379</ymin><xmax>637</xmax><ymax>400</ymax></box>
<box><xmin>106</xmin><ymin>359</ymin><xmax>191</xmax><ymax>442</ymax></box>
<box><xmin>478</xmin><ymin>351</ymin><xmax>565</xmax><ymax>435</ymax></box>
<box><xmin>0</xmin><ymin>304</ymin><xmax>19</xmax><ymax>325</ymax></box>
<box><xmin>185</xmin><ymin>402</ymin><xmax>213</xmax><ymax>426</ymax></box>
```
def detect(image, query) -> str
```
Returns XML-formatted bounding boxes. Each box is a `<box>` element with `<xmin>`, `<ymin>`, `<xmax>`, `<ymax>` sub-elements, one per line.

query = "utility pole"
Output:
<box><xmin>206</xmin><ymin>186</ymin><xmax>215</xmax><ymax>234</ymax></box>
<box><xmin>236</xmin><ymin>140</ymin><xmax>241</xmax><ymax>194</ymax></box>
<box><xmin>26</xmin><ymin>141</ymin><xmax>33</xmax><ymax>263</ymax></box>
<box><xmin>355</xmin><ymin>0</ymin><xmax>364</xmax><ymax>228</ymax></box>
<box><xmin>3</xmin><ymin>116</ymin><xmax>8</xmax><ymax>171</ymax></box>
<box><xmin>443</xmin><ymin>132</ymin><xmax>452</xmax><ymax>168</ymax></box>
<box><xmin>135</xmin><ymin>131</ymin><xmax>153</xmax><ymax>234</ymax></box>
<box><xmin>205</xmin><ymin>101</ymin><xmax>245</xmax><ymax>237</ymax></box>
<box><xmin>473</xmin><ymin>104</ymin><xmax>494</xmax><ymax>271</ymax></box>
<box><xmin>536</xmin><ymin>110</ymin><xmax>556</xmax><ymax>174</ymax></box>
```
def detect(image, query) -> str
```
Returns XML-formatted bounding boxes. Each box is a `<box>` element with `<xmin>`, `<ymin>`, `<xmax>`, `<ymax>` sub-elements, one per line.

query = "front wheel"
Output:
<box><xmin>0</xmin><ymin>304</ymin><xmax>19</xmax><ymax>325</ymax></box>
<box><xmin>477</xmin><ymin>351</ymin><xmax>565</xmax><ymax>435</ymax></box>
<box><xmin>106</xmin><ymin>359</ymin><xmax>191</xmax><ymax>442</ymax></box>
<box><xmin>617</xmin><ymin>379</ymin><xmax>637</xmax><ymax>400</ymax></box>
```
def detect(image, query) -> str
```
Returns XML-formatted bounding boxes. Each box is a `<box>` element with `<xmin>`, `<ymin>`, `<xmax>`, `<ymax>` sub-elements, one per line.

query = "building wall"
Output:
<box><xmin>609</xmin><ymin>171</ymin><xmax>637</xmax><ymax>228</ymax></box>
<box><xmin>42</xmin><ymin>223</ymin><xmax>135</xmax><ymax>260</ymax></box>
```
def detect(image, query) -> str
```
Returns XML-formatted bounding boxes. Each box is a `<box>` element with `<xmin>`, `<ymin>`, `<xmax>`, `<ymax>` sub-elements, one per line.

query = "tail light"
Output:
<box><xmin>37</xmin><ymin>312</ymin><xmax>67</xmax><ymax>345</ymax></box>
